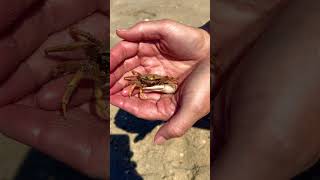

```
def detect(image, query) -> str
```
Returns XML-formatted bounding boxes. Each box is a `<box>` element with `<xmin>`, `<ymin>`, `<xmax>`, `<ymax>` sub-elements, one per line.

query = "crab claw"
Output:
<box><xmin>142</xmin><ymin>84</ymin><xmax>178</xmax><ymax>94</ymax></box>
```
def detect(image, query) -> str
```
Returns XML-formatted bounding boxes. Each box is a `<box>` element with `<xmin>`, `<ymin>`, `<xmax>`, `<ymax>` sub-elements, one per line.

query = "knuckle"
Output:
<box><xmin>118</xmin><ymin>41</ymin><xmax>127</xmax><ymax>51</ymax></box>
<box><xmin>135</xmin><ymin>21</ymin><xmax>146</xmax><ymax>30</ymax></box>
<box><xmin>168</xmin><ymin>126</ymin><xmax>185</xmax><ymax>138</ymax></box>
<box><xmin>136</xmin><ymin>23</ymin><xmax>145</xmax><ymax>33</ymax></box>
<box><xmin>109</xmin><ymin>50</ymin><xmax>117</xmax><ymax>61</ymax></box>
<box><xmin>190</xmin><ymin>102</ymin><xmax>209</xmax><ymax>116</ymax></box>
<box><xmin>115</xmin><ymin>42</ymin><xmax>128</xmax><ymax>58</ymax></box>
<box><xmin>134</xmin><ymin>22</ymin><xmax>146</xmax><ymax>39</ymax></box>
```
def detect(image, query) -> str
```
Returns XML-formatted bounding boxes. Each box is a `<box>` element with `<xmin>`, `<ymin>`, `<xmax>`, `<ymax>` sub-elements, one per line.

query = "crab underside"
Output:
<box><xmin>124</xmin><ymin>70</ymin><xmax>178</xmax><ymax>99</ymax></box>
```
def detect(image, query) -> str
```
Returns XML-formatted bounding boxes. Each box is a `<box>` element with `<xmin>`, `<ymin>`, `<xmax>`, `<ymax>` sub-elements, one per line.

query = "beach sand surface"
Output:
<box><xmin>110</xmin><ymin>0</ymin><xmax>210</xmax><ymax>179</ymax></box>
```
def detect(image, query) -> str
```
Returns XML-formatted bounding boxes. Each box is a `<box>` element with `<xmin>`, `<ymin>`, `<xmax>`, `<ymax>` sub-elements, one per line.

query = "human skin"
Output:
<box><xmin>212</xmin><ymin>0</ymin><xmax>290</xmax><ymax>97</ymax></box>
<box><xmin>110</xmin><ymin>19</ymin><xmax>210</xmax><ymax>144</ymax></box>
<box><xmin>212</xmin><ymin>0</ymin><xmax>290</xmax><ymax>159</ymax></box>
<box><xmin>213</xmin><ymin>0</ymin><xmax>320</xmax><ymax>179</ymax></box>
<box><xmin>0</xmin><ymin>0</ymin><xmax>108</xmax><ymax>178</ymax></box>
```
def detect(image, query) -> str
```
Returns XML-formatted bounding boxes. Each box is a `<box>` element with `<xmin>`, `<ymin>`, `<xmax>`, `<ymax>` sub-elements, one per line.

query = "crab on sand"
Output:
<box><xmin>124</xmin><ymin>70</ymin><xmax>178</xmax><ymax>99</ymax></box>
<box><xmin>44</xmin><ymin>27</ymin><xmax>108</xmax><ymax>119</ymax></box>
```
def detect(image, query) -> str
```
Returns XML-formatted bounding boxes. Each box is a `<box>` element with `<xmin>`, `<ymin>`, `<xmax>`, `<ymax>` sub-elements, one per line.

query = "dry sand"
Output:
<box><xmin>110</xmin><ymin>0</ymin><xmax>210</xmax><ymax>179</ymax></box>
<box><xmin>0</xmin><ymin>1</ymin><xmax>210</xmax><ymax>179</ymax></box>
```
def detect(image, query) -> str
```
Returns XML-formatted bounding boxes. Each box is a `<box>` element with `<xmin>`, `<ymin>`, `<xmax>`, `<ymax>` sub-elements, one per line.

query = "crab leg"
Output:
<box><xmin>52</xmin><ymin>61</ymin><xmax>88</xmax><ymax>76</ymax></box>
<box><xmin>61</xmin><ymin>70</ymin><xmax>84</xmax><ymax>117</ymax></box>
<box><xmin>74</xmin><ymin>72</ymin><xmax>107</xmax><ymax>119</ymax></box>
<box><xmin>69</xmin><ymin>28</ymin><xmax>104</xmax><ymax>46</ymax></box>
<box><xmin>94</xmin><ymin>81</ymin><xmax>107</xmax><ymax>119</ymax></box>
<box><xmin>131</xmin><ymin>70</ymin><xmax>141</xmax><ymax>76</ymax></box>
<box><xmin>128</xmin><ymin>84</ymin><xmax>137</xmax><ymax>97</ymax></box>
<box><xmin>139</xmin><ymin>88</ymin><xmax>148</xmax><ymax>99</ymax></box>
<box><xmin>124</xmin><ymin>76</ymin><xmax>137</xmax><ymax>81</ymax></box>
<box><xmin>44</xmin><ymin>41</ymin><xmax>93</xmax><ymax>55</ymax></box>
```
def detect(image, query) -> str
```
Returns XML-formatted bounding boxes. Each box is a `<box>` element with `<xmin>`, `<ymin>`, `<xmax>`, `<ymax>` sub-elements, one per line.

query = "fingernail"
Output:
<box><xmin>154</xmin><ymin>136</ymin><xmax>166</xmax><ymax>145</ymax></box>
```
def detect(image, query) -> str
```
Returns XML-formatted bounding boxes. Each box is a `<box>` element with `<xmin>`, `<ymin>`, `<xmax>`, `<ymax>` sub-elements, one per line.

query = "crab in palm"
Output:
<box><xmin>124</xmin><ymin>70</ymin><xmax>178</xmax><ymax>99</ymax></box>
<box><xmin>44</xmin><ymin>27</ymin><xmax>108</xmax><ymax>119</ymax></box>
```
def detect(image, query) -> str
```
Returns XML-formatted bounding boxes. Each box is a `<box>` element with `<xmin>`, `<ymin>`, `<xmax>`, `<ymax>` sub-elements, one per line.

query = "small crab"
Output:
<box><xmin>44</xmin><ymin>27</ymin><xmax>108</xmax><ymax>119</ymax></box>
<box><xmin>124</xmin><ymin>70</ymin><xmax>178</xmax><ymax>99</ymax></box>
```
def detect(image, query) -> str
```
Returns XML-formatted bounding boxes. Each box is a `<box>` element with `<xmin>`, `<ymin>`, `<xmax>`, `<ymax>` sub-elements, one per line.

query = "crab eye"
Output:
<box><xmin>151</xmin><ymin>75</ymin><xmax>158</xmax><ymax>80</ymax></box>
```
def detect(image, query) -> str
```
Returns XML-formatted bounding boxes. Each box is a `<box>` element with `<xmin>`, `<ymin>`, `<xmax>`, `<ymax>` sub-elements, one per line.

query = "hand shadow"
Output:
<box><xmin>114</xmin><ymin>109</ymin><xmax>210</xmax><ymax>143</ymax></box>
<box><xmin>110</xmin><ymin>135</ymin><xmax>142</xmax><ymax>180</ymax></box>
<box><xmin>14</xmin><ymin>149</ymin><xmax>98</xmax><ymax>180</ymax></box>
<box><xmin>293</xmin><ymin>160</ymin><xmax>320</xmax><ymax>180</ymax></box>
<box><xmin>114</xmin><ymin>109</ymin><xmax>162</xmax><ymax>143</ymax></box>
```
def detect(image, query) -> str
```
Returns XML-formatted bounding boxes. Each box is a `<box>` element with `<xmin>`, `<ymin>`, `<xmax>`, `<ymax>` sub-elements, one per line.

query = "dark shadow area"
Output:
<box><xmin>293</xmin><ymin>160</ymin><xmax>320</xmax><ymax>180</ymax></box>
<box><xmin>112</xmin><ymin>110</ymin><xmax>210</xmax><ymax>179</ymax></box>
<box><xmin>14</xmin><ymin>149</ymin><xmax>99</xmax><ymax>180</ymax></box>
<box><xmin>110</xmin><ymin>135</ymin><xmax>142</xmax><ymax>180</ymax></box>
<box><xmin>114</xmin><ymin>109</ymin><xmax>210</xmax><ymax>143</ymax></box>
<box><xmin>112</xmin><ymin>108</ymin><xmax>211</xmax><ymax>180</ymax></box>
<box><xmin>114</xmin><ymin>110</ymin><xmax>162</xmax><ymax>143</ymax></box>
<box><xmin>193</xmin><ymin>114</ymin><xmax>210</xmax><ymax>130</ymax></box>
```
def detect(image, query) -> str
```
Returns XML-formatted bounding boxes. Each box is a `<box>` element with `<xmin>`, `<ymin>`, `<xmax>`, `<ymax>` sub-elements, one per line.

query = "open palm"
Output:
<box><xmin>110</xmin><ymin>20</ymin><xmax>209</xmax><ymax>120</ymax></box>
<box><xmin>0</xmin><ymin>0</ymin><xmax>108</xmax><ymax>178</ymax></box>
<box><xmin>110</xmin><ymin>20</ymin><xmax>210</xmax><ymax>143</ymax></box>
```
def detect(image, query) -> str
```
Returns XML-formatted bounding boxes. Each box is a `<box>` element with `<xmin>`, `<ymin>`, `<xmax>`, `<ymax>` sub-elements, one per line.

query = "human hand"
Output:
<box><xmin>110</xmin><ymin>19</ymin><xmax>210</xmax><ymax>144</ymax></box>
<box><xmin>0</xmin><ymin>0</ymin><xmax>108</xmax><ymax>178</ymax></box>
<box><xmin>214</xmin><ymin>0</ymin><xmax>320</xmax><ymax>179</ymax></box>
<box><xmin>212</xmin><ymin>0</ymin><xmax>289</xmax><ymax>99</ymax></box>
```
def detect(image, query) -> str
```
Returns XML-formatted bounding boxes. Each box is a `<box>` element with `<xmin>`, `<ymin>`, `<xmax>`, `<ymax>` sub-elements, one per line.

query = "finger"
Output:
<box><xmin>110</xmin><ymin>94</ymin><xmax>172</xmax><ymax>120</ymax></box>
<box><xmin>117</xmin><ymin>19</ymin><xmax>209</xmax><ymax>61</ymax></box>
<box><xmin>36</xmin><ymin>74</ymin><xmax>93</xmax><ymax>110</ymax></box>
<box><xmin>116</xmin><ymin>19</ymin><xmax>172</xmax><ymax>42</ymax></box>
<box><xmin>110</xmin><ymin>40</ymin><xmax>139</xmax><ymax>72</ymax></box>
<box><xmin>154</xmin><ymin>104</ymin><xmax>208</xmax><ymax>145</ymax></box>
<box><xmin>0</xmin><ymin>14</ymin><xmax>107</xmax><ymax>106</ymax></box>
<box><xmin>16</xmin><ymin>92</ymin><xmax>38</xmax><ymax>107</ymax></box>
<box><xmin>0</xmin><ymin>62</ymin><xmax>39</xmax><ymax>106</ymax></box>
<box><xmin>213</xmin><ymin>0</ymin><xmax>289</xmax><ymax>81</ymax></box>
<box><xmin>154</xmin><ymin>105</ymin><xmax>200</xmax><ymax>145</ymax></box>
<box><xmin>110</xmin><ymin>56</ymin><xmax>140</xmax><ymax>88</ymax></box>
<box><xmin>154</xmin><ymin>60</ymin><xmax>210</xmax><ymax>144</ymax></box>
<box><xmin>0</xmin><ymin>104</ymin><xmax>107</xmax><ymax>178</ymax></box>
<box><xmin>0</xmin><ymin>0</ymin><xmax>99</xmax><ymax>83</ymax></box>
<box><xmin>213</xmin><ymin>0</ymin><xmax>288</xmax><ymax>51</ymax></box>
<box><xmin>0</xmin><ymin>0</ymin><xmax>40</xmax><ymax>33</ymax></box>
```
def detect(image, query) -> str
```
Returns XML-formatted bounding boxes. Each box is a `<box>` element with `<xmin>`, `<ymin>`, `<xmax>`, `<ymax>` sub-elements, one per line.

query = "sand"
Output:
<box><xmin>0</xmin><ymin>1</ymin><xmax>210</xmax><ymax>179</ymax></box>
<box><xmin>110</xmin><ymin>0</ymin><xmax>210</xmax><ymax>179</ymax></box>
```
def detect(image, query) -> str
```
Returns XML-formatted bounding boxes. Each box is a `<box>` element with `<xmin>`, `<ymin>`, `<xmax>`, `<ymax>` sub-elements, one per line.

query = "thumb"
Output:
<box><xmin>116</xmin><ymin>19</ymin><xmax>173</xmax><ymax>42</ymax></box>
<box><xmin>154</xmin><ymin>104</ymin><xmax>208</xmax><ymax>145</ymax></box>
<box><xmin>154</xmin><ymin>60</ymin><xmax>210</xmax><ymax>144</ymax></box>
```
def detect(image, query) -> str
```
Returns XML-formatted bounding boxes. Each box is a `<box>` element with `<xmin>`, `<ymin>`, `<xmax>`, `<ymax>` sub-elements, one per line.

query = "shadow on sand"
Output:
<box><xmin>110</xmin><ymin>109</ymin><xmax>210</xmax><ymax>179</ymax></box>
<box><xmin>113</xmin><ymin>109</ymin><xmax>210</xmax><ymax>143</ymax></box>
<box><xmin>14</xmin><ymin>149</ymin><xmax>99</xmax><ymax>180</ymax></box>
<box><xmin>11</xmin><ymin>111</ymin><xmax>320</xmax><ymax>180</ymax></box>
<box><xmin>110</xmin><ymin>134</ymin><xmax>142</xmax><ymax>180</ymax></box>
